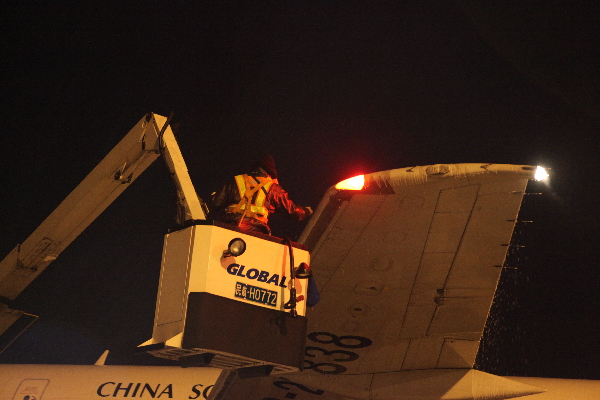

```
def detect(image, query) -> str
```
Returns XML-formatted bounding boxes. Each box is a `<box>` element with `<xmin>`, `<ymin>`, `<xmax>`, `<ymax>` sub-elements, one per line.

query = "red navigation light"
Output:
<box><xmin>335</xmin><ymin>175</ymin><xmax>365</xmax><ymax>190</ymax></box>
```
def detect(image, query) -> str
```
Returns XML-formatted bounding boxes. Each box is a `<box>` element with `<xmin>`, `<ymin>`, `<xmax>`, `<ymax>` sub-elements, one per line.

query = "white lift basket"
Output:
<box><xmin>139</xmin><ymin>221</ymin><xmax>311</xmax><ymax>375</ymax></box>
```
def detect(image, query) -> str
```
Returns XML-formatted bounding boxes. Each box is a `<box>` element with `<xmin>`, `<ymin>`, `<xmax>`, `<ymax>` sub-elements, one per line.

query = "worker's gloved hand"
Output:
<box><xmin>305</xmin><ymin>206</ymin><xmax>313</xmax><ymax>216</ymax></box>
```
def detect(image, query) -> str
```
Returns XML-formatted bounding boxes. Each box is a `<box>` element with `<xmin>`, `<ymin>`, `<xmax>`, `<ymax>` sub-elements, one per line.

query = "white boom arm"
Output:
<box><xmin>0</xmin><ymin>113</ymin><xmax>204</xmax><ymax>347</ymax></box>
<box><xmin>157</xmin><ymin>113</ymin><xmax>207</xmax><ymax>224</ymax></box>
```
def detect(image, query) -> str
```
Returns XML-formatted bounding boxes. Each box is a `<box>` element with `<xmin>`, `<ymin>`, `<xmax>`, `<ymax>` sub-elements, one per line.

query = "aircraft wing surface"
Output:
<box><xmin>221</xmin><ymin>163</ymin><xmax>540</xmax><ymax>400</ymax></box>
<box><xmin>299</xmin><ymin>164</ymin><xmax>534</xmax><ymax>374</ymax></box>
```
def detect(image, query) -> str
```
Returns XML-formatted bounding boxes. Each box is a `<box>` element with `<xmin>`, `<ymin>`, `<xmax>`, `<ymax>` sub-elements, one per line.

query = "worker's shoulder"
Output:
<box><xmin>268</xmin><ymin>181</ymin><xmax>288</xmax><ymax>195</ymax></box>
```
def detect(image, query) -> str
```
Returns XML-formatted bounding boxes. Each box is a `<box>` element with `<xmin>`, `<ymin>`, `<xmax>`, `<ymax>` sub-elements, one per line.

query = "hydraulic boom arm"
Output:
<box><xmin>0</xmin><ymin>113</ymin><xmax>204</xmax><ymax>350</ymax></box>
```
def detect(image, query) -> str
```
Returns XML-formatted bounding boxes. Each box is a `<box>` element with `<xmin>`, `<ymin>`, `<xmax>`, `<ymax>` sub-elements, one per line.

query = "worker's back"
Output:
<box><xmin>210</xmin><ymin>154</ymin><xmax>312</xmax><ymax>235</ymax></box>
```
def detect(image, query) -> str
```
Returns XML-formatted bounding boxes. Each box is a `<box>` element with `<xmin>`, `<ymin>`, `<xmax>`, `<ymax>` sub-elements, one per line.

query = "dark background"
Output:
<box><xmin>1</xmin><ymin>1</ymin><xmax>598</xmax><ymax>380</ymax></box>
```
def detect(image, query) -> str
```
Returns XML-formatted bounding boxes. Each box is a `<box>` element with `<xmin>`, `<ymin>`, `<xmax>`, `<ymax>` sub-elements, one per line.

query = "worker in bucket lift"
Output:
<box><xmin>210</xmin><ymin>154</ymin><xmax>313</xmax><ymax>235</ymax></box>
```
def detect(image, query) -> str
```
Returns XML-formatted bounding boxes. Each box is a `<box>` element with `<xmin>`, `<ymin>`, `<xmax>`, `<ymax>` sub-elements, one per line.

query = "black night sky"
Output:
<box><xmin>1</xmin><ymin>1</ymin><xmax>599</xmax><ymax>380</ymax></box>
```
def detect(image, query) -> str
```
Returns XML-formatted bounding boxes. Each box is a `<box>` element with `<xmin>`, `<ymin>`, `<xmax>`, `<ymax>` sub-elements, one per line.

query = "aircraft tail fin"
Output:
<box><xmin>95</xmin><ymin>350</ymin><xmax>109</xmax><ymax>366</ymax></box>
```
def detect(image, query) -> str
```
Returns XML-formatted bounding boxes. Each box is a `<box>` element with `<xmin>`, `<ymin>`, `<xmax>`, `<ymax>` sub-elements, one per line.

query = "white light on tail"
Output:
<box><xmin>335</xmin><ymin>175</ymin><xmax>365</xmax><ymax>190</ymax></box>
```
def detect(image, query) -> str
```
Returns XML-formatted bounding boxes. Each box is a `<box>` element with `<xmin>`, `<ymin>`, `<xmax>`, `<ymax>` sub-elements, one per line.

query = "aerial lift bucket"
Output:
<box><xmin>138</xmin><ymin>221</ymin><xmax>310</xmax><ymax>375</ymax></box>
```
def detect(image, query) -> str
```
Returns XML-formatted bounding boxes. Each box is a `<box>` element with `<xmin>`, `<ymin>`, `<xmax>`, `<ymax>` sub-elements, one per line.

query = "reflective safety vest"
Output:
<box><xmin>226</xmin><ymin>174</ymin><xmax>274</xmax><ymax>224</ymax></box>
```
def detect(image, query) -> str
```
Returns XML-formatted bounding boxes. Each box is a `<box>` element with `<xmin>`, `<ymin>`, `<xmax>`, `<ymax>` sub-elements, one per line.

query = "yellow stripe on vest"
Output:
<box><xmin>228</xmin><ymin>174</ymin><xmax>273</xmax><ymax>223</ymax></box>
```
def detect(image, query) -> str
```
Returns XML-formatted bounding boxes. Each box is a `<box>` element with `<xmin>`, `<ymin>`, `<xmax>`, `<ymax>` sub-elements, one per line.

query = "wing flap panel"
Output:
<box><xmin>401</xmin><ymin>337</ymin><xmax>445</xmax><ymax>370</ymax></box>
<box><xmin>424</xmin><ymin>212</ymin><xmax>471</xmax><ymax>253</ymax></box>
<box><xmin>424</xmin><ymin>185</ymin><xmax>479</xmax><ymax>254</ymax></box>
<box><xmin>399</xmin><ymin>304</ymin><xmax>437</xmax><ymax>339</ymax></box>
<box><xmin>428</xmin><ymin>295</ymin><xmax>493</xmax><ymax>336</ymax></box>
<box><xmin>355</xmin><ymin>339</ymin><xmax>409</xmax><ymax>374</ymax></box>
<box><xmin>445</xmin><ymin>181</ymin><xmax>527</xmax><ymax>290</ymax></box>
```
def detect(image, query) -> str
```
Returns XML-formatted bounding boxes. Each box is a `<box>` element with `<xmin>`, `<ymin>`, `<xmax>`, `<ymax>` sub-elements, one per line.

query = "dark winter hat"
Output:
<box><xmin>251</xmin><ymin>153</ymin><xmax>278</xmax><ymax>179</ymax></box>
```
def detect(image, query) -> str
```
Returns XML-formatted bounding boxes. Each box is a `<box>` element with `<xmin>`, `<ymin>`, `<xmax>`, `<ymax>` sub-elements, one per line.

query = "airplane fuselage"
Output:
<box><xmin>0</xmin><ymin>365</ymin><xmax>221</xmax><ymax>400</ymax></box>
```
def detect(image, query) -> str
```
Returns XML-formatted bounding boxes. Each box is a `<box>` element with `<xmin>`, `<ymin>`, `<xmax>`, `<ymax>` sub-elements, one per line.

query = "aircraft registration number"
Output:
<box><xmin>235</xmin><ymin>282</ymin><xmax>277</xmax><ymax>307</ymax></box>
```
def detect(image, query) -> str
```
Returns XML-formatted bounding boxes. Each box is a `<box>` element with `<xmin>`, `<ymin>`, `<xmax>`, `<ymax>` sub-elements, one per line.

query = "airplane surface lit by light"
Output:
<box><xmin>1</xmin><ymin>114</ymin><xmax>597</xmax><ymax>400</ymax></box>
